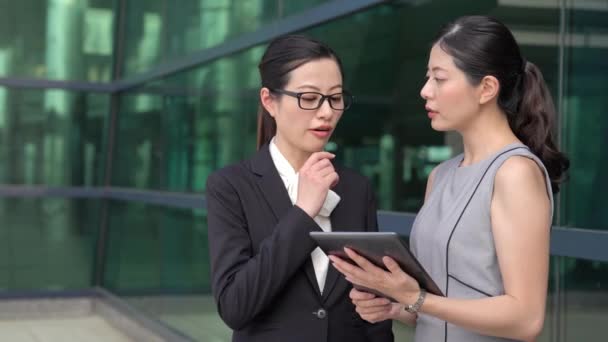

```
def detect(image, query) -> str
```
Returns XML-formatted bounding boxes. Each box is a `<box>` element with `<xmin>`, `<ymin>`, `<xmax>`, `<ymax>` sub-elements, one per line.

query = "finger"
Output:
<box><xmin>309</xmin><ymin>158</ymin><xmax>333</xmax><ymax>173</ymax></box>
<box><xmin>329</xmin><ymin>172</ymin><xmax>339</xmax><ymax>188</ymax></box>
<box><xmin>328</xmin><ymin>255</ymin><xmax>345</xmax><ymax>265</ymax></box>
<box><xmin>324</xmin><ymin>172</ymin><xmax>339</xmax><ymax>187</ymax></box>
<box><xmin>344</xmin><ymin>248</ymin><xmax>380</xmax><ymax>272</ymax></box>
<box><xmin>332</xmin><ymin>263</ymin><xmax>368</xmax><ymax>288</ymax></box>
<box><xmin>329</xmin><ymin>257</ymin><xmax>350</xmax><ymax>276</ymax></box>
<box><xmin>356</xmin><ymin>304</ymin><xmax>392</xmax><ymax>315</ymax></box>
<box><xmin>330</xmin><ymin>261</ymin><xmax>355</xmax><ymax>281</ymax></box>
<box><xmin>361</xmin><ymin>312</ymin><xmax>389</xmax><ymax>324</ymax></box>
<box><xmin>316</xmin><ymin>167</ymin><xmax>336</xmax><ymax>179</ymax></box>
<box><xmin>382</xmin><ymin>256</ymin><xmax>404</xmax><ymax>275</ymax></box>
<box><xmin>330</xmin><ymin>256</ymin><xmax>365</xmax><ymax>279</ymax></box>
<box><xmin>301</xmin><ymin>152</ymin><xmax>335</xmax><ymax>171</ymax></box>
<box><xmin>354</xmin><ymin>297</ymin><xmax>391</xmax><ymax>308</ymax></box>
<box><xmin>356</xmin><ymin>302</ymin><xmax>389</xmax><ymax>313</ymax></box>
<box><xmin>350</xmin><ymin>288</ymin><xmax>376</xmax><ymax>300</ymax></box>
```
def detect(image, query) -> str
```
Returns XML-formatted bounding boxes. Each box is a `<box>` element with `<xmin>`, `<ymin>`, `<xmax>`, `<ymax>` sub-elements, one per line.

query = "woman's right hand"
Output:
<box><xmin>295</xmin><ymin>152</ymin><xmax>339</xmax><ymax>218</ymax></box>
<box><xmin>350</xmin><ymin>288</ymin><xmax>404</xmax><ymax>324</ymax></box>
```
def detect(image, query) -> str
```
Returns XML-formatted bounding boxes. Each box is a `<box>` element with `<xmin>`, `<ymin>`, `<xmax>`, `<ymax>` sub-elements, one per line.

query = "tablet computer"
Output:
<box><xmin>310</xmin><ymin>231</ymin><xmax>444</xmax><ymax>297</ymax></box>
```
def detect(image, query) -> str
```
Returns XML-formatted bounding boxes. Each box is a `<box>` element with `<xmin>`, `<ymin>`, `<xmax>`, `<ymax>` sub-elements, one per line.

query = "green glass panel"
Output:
<box><xmin>561</xmin><ymin>6</ymin><xmax>608</xmax><ymax>230</ymax></box>
<box><xmin>0</xmin><ymin>87</ymin><xmax>109</xmax><ymax>186</ymax></box>
<box><xmin>122</xmin><ymin>0</ymin><xmax>328</xmax><ymax>77</ymax></box>
<box><xmin>112</xmin><ymin>47</ymin><xmax>262</xmax><ymax>191</ymax></box>
<box><xmin>0</xmin><ymin>198</ymin><xmax>100</xmax><ymax>290</ymax></box>
<box><xmin>0</xmin><ymin>0</ymin><xmax>115</xmax><ymax>82</ymax></box>
<box><xmin>103</xmin><ymin>200</ymin><xmax>210</xmax><ymax>292</ymax></box>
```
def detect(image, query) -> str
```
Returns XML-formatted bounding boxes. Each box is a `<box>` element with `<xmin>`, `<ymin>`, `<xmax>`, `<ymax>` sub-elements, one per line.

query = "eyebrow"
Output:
<box><xmin>430</xmin><ymin>66</ymin><xmax>448</xmax><ymax>72</ymax></box>
<box><xmin>296</xmin><ymin>84</ymin><xmax>343</xmax><ymax>91</ymax></box>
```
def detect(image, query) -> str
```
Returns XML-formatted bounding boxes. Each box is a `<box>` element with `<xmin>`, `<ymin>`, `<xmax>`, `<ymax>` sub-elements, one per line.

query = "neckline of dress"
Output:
<box><xmin>455</xmin><ymin>142</ymin><xmax>527</xmax><ymax>171</ymax></box>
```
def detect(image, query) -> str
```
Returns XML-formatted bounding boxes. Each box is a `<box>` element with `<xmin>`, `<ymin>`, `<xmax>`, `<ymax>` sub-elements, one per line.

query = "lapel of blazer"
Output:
<box><xmin>321</xmin><ymin>164</ymin><xmax>348</xmax><ymax>303</ymax></box>
<box><xmin>249</xmin><ymin>144</ymin><xmax>321</xmax><ymax>297</ymax></box>
<box><xmin>250</xmin><ymin>144</ymin><xmax>292</xmax><ymax>221</ymax></box>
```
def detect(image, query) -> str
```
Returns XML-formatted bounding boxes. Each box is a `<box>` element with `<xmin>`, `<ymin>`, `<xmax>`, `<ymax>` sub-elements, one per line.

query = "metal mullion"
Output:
<box><xmin>93</xmin><ymin>0</ymin><xmax>128</xmax><ymax>287</ymax></box>
<box><xmin>554</xmin><ymin>0</ymin><xmax>570</xmax><ymax>339</ymax></box>
<box><xmin>0</xmin><ymin>77</ymin><xmax>114</xmax><ymax>92</ymax></box>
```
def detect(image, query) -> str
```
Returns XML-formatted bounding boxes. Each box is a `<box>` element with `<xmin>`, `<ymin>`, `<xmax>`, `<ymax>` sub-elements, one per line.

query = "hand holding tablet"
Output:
<box><xmin>310</xmin><ymin>232</ymin><xmax>443</xmax><ymax>300</ymax></box>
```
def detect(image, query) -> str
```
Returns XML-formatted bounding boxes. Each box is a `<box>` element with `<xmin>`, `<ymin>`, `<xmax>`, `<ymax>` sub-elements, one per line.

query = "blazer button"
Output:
<box><xmin>313</xmin><ymin>308</ymin><xmax>327</xmax><ymax>319</ymax></box>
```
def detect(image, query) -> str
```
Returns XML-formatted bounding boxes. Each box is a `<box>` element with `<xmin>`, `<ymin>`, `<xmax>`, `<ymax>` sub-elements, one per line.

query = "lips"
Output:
<box><xmin>425</xmin><ymin>105</ymin><xmax>438</xmax><ymax>113</ymax></box>
<box><xmin>310</xmin><ymin>125</ymin><xmax>333</xmax><ymax>138</ymax></box>
<box><xmin>425</xmin><ymin>105</ymin><xmax>438</xmax><ymax>119</ymax></box>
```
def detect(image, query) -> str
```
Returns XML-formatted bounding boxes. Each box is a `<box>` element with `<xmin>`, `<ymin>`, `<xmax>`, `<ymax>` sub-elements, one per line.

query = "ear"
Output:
<box><xmin>478</xmin><ymin>75</ymin><xmax>500</xmax><ymax>105</ymax></box>
<box><xmin>260</xmin><ymin>87</ymin><xmax>278</xmax><ymax>118</ymax></box>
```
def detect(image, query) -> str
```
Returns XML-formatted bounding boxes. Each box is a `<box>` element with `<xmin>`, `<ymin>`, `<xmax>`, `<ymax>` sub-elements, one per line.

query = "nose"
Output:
<box><xmin>316</xmin><ymin>98</ymin><xmax>335</xmax><ymax>120</ymax></box>
<box><xmin>420</xmin><ymin>78</ymin><xmax>433</xmax><ymax>100</ymax></box>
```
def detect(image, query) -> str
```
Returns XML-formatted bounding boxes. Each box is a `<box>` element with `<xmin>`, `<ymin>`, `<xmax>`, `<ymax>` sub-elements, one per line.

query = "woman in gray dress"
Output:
<box><xmin>329</xmin><ymin>16</ymin><xmax>569</xmax><ymax>342</ymax></box>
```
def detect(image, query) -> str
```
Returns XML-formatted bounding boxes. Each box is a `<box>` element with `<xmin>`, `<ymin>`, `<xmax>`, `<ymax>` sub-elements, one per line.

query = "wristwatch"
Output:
<box><xmin>405</xmin><ymin>288</ymin><xmax>427</xmax><ymax>314</ymax></box>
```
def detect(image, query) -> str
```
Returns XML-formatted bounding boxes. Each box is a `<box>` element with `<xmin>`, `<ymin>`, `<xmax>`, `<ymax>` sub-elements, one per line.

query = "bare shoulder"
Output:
<box><xmin>494</xmin><ymin>155</ymin><xmax>548</xmax><ymax>198</ymax></box>
<box><xmin>491</xmin><ymin>156</ymin><xmax>551</xmax><ymax>245</ymax></box>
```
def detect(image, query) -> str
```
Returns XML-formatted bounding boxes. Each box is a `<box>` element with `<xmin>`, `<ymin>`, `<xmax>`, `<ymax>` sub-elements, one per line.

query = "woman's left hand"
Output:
<box><xmin>329</xmin><ymin>248</ymin><xmax>421</xmax><ymax>305</ymax></box>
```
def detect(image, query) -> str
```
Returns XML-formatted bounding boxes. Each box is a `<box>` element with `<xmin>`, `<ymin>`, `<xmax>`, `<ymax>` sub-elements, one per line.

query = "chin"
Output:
<box><xmin>301</xmin><ymin>139</ymin><xmax>327</xmax><ymax>153</ymax></box>
<box><xmin>430</xmin><ymin>120</ymin><xmax>452</xmax><ymax>132</ymax></box>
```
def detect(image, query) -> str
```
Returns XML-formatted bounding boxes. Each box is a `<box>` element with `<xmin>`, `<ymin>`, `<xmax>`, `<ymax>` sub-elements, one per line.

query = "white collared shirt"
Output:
<box><xmin>269</xmin><ymin>138</ymin><xmax>340</xmax><ymax>293</ymax></box>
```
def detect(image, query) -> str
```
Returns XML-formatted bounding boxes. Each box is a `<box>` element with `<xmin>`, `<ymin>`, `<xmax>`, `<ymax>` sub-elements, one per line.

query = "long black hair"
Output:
<box><xmin>256</xmin><ymin>34</ymin><xmax>344</xmax><ymax>149</ymax></box>
<box><xmin>434</xmin><ymin>15</ymin><xmax>569</xmax><ymax>193</ymax></box>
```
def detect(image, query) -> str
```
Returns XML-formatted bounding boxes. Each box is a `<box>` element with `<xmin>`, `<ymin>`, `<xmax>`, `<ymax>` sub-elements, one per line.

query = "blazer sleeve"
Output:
<box><xmin>362</xmin><ymin>180</ymin><xmax>395</xmax><ymax>342</ymax></box>
<box><xmin>206</xmin><ymin>171</ymin><xmax>322</xmax><ymax>330</ymax></box>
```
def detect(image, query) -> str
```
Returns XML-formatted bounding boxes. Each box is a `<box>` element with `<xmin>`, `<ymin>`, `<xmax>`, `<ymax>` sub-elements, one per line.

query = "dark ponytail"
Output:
<box><xmin>256</xmin><ymin>34</ymin><xmax>344</xmax><ymax>149</ymax></box>
<box><xmin>433</xmin><ymin>15</ymin><xmax>569</xmax><ymax>193</ymax></box>
<box><xmin>256</xmin><ymin>106</ymin><xmax>276</xmax><ymax>150</ymax></box>
<box><xmin>511</xmin><ymin>61</ymin><xmax>569</xmax><ymax>192</ymax></box>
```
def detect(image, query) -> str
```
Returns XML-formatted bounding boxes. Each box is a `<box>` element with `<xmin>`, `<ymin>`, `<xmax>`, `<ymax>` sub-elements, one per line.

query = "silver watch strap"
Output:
<box><xmin>405</xmin><ymin>288</ymin><xmax>427</xmax><ymax>314</ymax></box>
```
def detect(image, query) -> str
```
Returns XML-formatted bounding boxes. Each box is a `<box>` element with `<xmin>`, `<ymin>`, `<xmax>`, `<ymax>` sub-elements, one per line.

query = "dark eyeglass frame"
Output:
<box><xmin>270</xmin><ymin>88</ymin><xmax>354</xmax><ymax>111</ymax></box>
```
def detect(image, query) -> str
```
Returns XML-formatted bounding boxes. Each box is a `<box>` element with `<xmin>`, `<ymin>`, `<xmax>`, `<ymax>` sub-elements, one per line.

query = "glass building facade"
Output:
<box><xmin>0</xmin><ymin>0</ymin><xmax>606</xmax><ymax>341</ymax></box>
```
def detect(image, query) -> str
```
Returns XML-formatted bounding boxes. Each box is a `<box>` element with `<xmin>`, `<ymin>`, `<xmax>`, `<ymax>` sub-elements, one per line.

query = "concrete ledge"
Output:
<box><xmin>0</xmin><ymin>288</ymin><xmax>195</xmax><ymax>342</ymax></box>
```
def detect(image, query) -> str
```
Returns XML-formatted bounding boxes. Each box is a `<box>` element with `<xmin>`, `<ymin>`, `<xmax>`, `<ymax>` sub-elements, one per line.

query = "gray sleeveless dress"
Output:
<box><xmin>409</xmin><ymin>143</ymin><xmax>553</xmax><ymax>342</ymax></box>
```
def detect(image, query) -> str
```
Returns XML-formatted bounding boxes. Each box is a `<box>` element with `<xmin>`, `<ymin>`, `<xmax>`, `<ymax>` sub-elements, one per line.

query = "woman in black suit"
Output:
<box><xmin>205</xmin><ymin>35</ymin><xmax>393</xmax><ymax>342</ymax></box>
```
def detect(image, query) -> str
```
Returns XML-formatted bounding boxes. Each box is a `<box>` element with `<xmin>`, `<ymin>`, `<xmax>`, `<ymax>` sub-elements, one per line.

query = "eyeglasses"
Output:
<box><xmin>270</xmin><ymin>88</ymin><xmax>354</xmax><ymax>111</ymax></box>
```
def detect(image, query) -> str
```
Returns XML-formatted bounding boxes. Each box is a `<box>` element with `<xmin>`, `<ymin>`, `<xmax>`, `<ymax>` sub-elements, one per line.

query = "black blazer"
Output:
<box><xmin>206</xmin><ymin>144</ymin><xmax>394</xmax><ymax>342</ymax></box>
